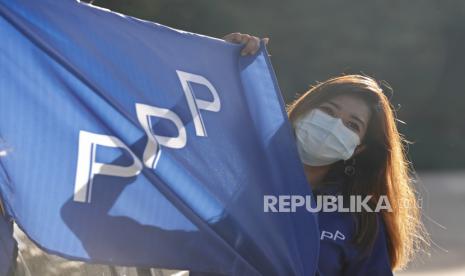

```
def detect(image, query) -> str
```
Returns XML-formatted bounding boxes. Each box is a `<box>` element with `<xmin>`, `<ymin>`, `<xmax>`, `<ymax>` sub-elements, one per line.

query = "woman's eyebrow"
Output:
<box><xmin>327</xmin><ymin>101</ymin><xmax>341</xmax><ymax>109</ymax></box>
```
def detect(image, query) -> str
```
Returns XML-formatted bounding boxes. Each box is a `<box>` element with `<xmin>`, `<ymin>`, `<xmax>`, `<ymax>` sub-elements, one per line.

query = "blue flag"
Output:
<box><xmin>0</xmin><ymin>0</ymin><xmax>319</xmax><ymax>275</ymax></box>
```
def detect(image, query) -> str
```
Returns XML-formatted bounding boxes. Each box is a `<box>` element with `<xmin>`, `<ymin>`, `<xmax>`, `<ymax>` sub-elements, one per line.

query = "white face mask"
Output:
<box><xmin>294</xmin><ymin>109</ymin><xmax>361</xmax><ymax>166</ymax></box>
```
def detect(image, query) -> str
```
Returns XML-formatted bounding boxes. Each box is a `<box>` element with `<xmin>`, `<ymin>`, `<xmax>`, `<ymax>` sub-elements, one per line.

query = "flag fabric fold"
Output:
<box><xmin>0</xmin><ymin>0</ymin><xmax>319</xmax><ymax>275</ymax></box>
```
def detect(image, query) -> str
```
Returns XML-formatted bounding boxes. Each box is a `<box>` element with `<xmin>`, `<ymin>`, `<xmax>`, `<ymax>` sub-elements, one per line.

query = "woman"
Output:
<box><xmin>224</xmin><ymin>33</ymin><xmax>428</xmax><ymax>275</ymax></box>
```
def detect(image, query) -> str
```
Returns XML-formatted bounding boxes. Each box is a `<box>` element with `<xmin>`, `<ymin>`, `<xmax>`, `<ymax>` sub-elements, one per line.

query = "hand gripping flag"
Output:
<box><xmin>0</xmin><ymin>0</ymin><xmax>319</xmax><ymax>275</ymax></box>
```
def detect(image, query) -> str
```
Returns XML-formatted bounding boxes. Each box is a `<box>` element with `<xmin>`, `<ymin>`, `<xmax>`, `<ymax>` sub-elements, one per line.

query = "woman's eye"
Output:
<box><xmin>347</xmin><ymin>122</ymin><xmax>360</xmax><ymax>133</ymax></box>
<box><xmin>319</xmin><ymin>106</ymin><xmax>336</xmax><ymax>117</ymax></box>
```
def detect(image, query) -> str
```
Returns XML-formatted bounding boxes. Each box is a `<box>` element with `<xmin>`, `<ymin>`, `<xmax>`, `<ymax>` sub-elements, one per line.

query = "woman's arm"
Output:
<box><xmin>223</xmin><ymin>33</ymin><xmax>269</xmax><ymax>56</ymax></box>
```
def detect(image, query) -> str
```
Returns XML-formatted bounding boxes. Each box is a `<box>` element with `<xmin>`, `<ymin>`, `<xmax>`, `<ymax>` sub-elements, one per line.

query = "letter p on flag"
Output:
<box><xmin>176</xmin><ymin>70</ymin><xmax>221</xmax><ymax>137</ymax></box>
<box><xmin>73</xmin><ymin>131</ymin><xmax>143</xmax><ymax>203</ymax></box>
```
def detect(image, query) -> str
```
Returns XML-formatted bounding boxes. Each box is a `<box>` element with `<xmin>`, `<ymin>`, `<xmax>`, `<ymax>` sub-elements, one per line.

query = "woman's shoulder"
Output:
<box><xmin>344</xmin><ymin>213</ymin><xmax>393</xmax><ymax>275</ymax></box>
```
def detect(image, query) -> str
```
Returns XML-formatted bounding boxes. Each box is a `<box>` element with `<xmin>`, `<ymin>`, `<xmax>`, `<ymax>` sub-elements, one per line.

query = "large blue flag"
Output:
<box><xmin>0</xmin><ymin>0</ymin><xmax>319</xmax><ymax>275</ymax></box>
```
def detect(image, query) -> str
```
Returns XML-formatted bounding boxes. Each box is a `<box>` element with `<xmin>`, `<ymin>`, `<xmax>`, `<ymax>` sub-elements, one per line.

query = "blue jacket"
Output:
<box><xmin>314</xmin><ymin>175</ymin><xmax>393</xmax><ymax>276</ymax></box>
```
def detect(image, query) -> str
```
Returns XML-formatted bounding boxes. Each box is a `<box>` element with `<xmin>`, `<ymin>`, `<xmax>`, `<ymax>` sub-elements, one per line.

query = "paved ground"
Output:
<box><xmin>12</xmin><ymin>171</ymin><xmax>465</xmax><ymax>275</ymax></box>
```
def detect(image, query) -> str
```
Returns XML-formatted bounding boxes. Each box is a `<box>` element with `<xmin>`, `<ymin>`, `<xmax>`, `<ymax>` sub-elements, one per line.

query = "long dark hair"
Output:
<box><xmin>287</xmin><ymin>75</ymin><xmax>428</xmax><ymax>270</ymax></box>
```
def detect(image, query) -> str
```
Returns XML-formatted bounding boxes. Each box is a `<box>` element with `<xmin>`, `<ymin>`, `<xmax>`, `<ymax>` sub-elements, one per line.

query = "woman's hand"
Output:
<box><xmin>223</xmin><ymin>33</ymin><xmax>269</xmax><ymax>56</ymax></box>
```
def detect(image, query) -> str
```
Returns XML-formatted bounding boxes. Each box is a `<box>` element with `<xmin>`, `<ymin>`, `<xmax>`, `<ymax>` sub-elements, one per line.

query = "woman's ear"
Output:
<box><xmin>353</xmin><ymin>144</ymin><xmax>367</xmax><ymax>156</ymax></box>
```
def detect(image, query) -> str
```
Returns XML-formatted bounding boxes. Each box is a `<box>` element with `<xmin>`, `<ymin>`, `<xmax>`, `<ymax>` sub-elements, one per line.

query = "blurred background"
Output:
<box><xmin>91</xmin><ymin>0</ymin><xmax>465</xmax><ymax>172</ymax></box>
<box><xmin>15</xmin><ymin>0</ymin><xmax>465</xmax><ymax>275</ymax></box>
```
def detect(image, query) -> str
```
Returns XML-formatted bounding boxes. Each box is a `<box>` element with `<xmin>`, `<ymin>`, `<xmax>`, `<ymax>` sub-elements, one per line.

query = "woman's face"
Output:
<box><xmin>316</xmin><ymin>94</ymin><xmax>372</xmax><ymax>142</ymax></box>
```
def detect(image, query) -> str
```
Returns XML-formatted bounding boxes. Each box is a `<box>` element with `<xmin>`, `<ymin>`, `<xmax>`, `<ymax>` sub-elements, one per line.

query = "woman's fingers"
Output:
<box><xmin>223</xmin><ymin>33</ymin><xmax>268</xmax><ymax>56</ymax></box>
<box><xmin>241</xmin><ymin>35</ymin><xmax>261</xmax><ymax>56</ymax></box>
<box><xmin>223</xmin><ymin>33</ymin><xmax>240</xmax><ymax>43</ymax></box>
<box><xmin>263</xmin><ymin>37</ymin><xmax>270</xmax><ymax>46</ymax></box>
<box><xmin>223</xmin><ymin>32</ymin><xmax>243</xmax><ymax>44</ymax></box>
